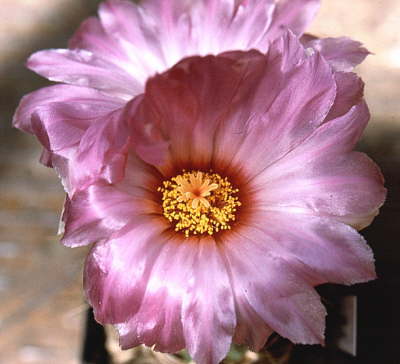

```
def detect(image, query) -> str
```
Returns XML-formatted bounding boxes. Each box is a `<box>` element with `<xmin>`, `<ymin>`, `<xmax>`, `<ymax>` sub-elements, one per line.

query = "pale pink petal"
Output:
<box><xmin>236</xmin><ymin>211</ymin><xmax>376</xmax><ymax>285</ymax></box>
<box><xmin>12</xmin><ymin>84</ymin><xmax>122</xmax><ymax>134</ymax></box>
<box><xmin>73</xmin><ymin>107</ymin><xmax>128</xmax><ymax>187</ymax></box>
<box><xmin>27</xmin><ymin>49</ymin><xmax>141</xmax><ymax>99</ymax></box>
<box><xmin>268</xmin><ymin>0</ymin><xmax>320</xmax><ymax>39</ymax></box>
<box><xmin>134</xmin><ymin>33</ymin><xmax>336</xmax><ymax>177</ymax></box>
<box><xmin>214</xmin><ymin>32</ymin><xmax>336</xmax><ymax>179</ymax></box>
<box><xmin>116</xmin><ymin>236</ymin><xmax>200</xmax><ymax>354</ymax></box>
<box><xmin>61</xmin><ymin>195</ymin><xmax>112</xmax><ymax>248</ymax></box>
<box><xmin>232</xmin><ymin>297</ymin><xmax>273</xmax><ymax>351</ymax></box>
<box><xmin>29</xmin><ymin>103</ymin><xmax>126</xmax><ymax>194</ymax></box>
<box><xmin>98</xmin><ymin>0</ymin><xmax>167</xmax><ymax>79</ymax></box>
<box><xmin>87</xmin><ymin>232</ymin><xmax>236</xmax><ymax>364</ymax></box>
<box><xmin>204</xmin><ymin>0</ymin><xmax>276</xmax><ymax>52</ymax></box>
<box><xmin>31</xmin><ymin>103</ymin><xmax>99</xmax><ymax>156</ymax></box>
<box><xmin>327</xmin><ymin>72</ymin><xmax>364</xmax><ymax>121</ymax></box>
<box><xmin>252</xmin><ymin>102</ymin><xmax>386</xmax><ymax>230</ymax></box>
<box><xmin>115</xmin><ymin>237</ymin><xmax>190</xmax><ymax>353</ymax></box>
<box><xmin>134</xmin><ymin>51</ymin><xmax>264</xmax><ymax>173</ymax></box>
<box><xmin>181</xmin><ymin>236</ymin><xmax>235</xmax><ymax>364</ymax></box>
<box><xmin>62</xmin><ymin>153</ymin><xmax>160</xmax><ymax>247</ymax></box>
<box><xmin>27</xmin><ymin>98</ymin><xmax>130</xmax><ymax>194</ymax></box>
<box><xmin>183</xmin><ymin>0</ymin><xmax>241</xmax><ymax>54</ymax></box>
<box><xmin>88</xmin><ymin>0</ymin><xmax>320</xmax><ymax>87</ymax></box>
<box><xmin>84</xmin><ymin>217</ymin><xmax>169</xmax><ymax>324</ymax></box>
<box><xmin>22</xmin><ymin>93</ymin><xmax>145</xmax><ymax>195</ymax></box>
<box><xmin>69</xmin><ymin>16</ymin><xmax>132</xmax><ymax>70</ymax></box>
<box><xmin>302</xmin><ymin>35</ymin><xmax>370</xmax><ymax>72</ymax></box>
<box><xmin>221</xmin><ymin>231</ymin><xmax>326</xmax><ymax>344</ymax></box>
<box><xmin>98</xmin><ymin>0</ymin><xmax>149</xmax><ymax>47</ymax></box>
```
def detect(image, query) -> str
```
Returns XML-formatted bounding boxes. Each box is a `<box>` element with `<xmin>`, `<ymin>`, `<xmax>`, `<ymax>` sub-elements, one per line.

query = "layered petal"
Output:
<box><xmin>327</xmin><ymin>71</ymin><xmax>364</xmax><ymax>121</ymax></box>
<box><xmin>86</xmin><ymin>230</ymin><xmax>236</xmax><ymax>364</ymax></box>
<box><xmin>251</xmin><ymin>102</ymin><xmax>386</xmax><ymax>230</ymax></box>
<box><xmin>27</xmin><ymin>49</ymin><xmax>141</xmax><ymax>99</ymax></box>
<box><xmin>27</xmin><ymin>0</ymin><xmax>323</xmax><ymax>100</ymax></box>
<box><xmin>115</xmin><ymin>234</ymin><xmax>192</xmax><ymax>353</ymax></box>
<box><xmin>134</xmin><ymin>50</ymin><xmax>265</xmax><ymax>174</ymax></box>
<box><xmin>232</xmin><ymin>296</ymin><xmax>273</xmax><ymax>351</ymax></box>
<box><xmin>31</xmin><ymin>101</ymin><xmax>113</xmax><ymax>158</ymax></box>
<box><xmin>235</xmin><ymin>211</ymin><xmax>376</xmax><ymax>286</ymax></box>
<box><xmin>16</xmin><ymin>0</ymin><xmax>330</xmax><ymax>196</ymax></box>
<box><xmin>181</xmin><ymin>237</ymin><xmax>235</xmax><ymax>364</ymax></box>
<box><xmin>11</xmin><ymin>1</ymin><xmax>386</xmax><ymax>362</ymax></box>
<box><xmin>62</xmin><ymin>153</ymin><xmax>161</xmax><ymax>247</ymax></box>
<box><xmin>60</xmin><ymin>195</ymin><xmax>113</xmax><ymax>248</ymax></box>
<box><xmin>13</xmin><ymin>85</ymin><xmax>127</xmax><ymax>193</ymax></box>
<box><xmin>213</xmin><ymin>32</ymin><xmax>336</xmax><ymax>179</ymax></box>
<box><xmin>301</xmin><ymin>35</ymin><xmax>370</xmax><ymax>72</ymax></box>
<box><xmin>13</xmin><ymin>84</ymin><xmax>122</xmax><ymax>134</ymax></box>
<box><xmin>94</xmin><ymin>0</ymin><xmax>318</xmax><ymax>73</ymax></box>
<box><xmin>84</xmin><ymin>216</ymin><xmax>169</xmax><ymax>324</ymax></box>
<box><xmin>221</xmin><ymin>231</ymin><xmax>326</xmax><ymax>345</ymax></box>
<box><xmin>135</xmin><ymin>32</ymin><xmax>337</xmax><ymax>182</ymax></box>
<box><xmin>268</xmin><ymin>0</ymin><xmax>320</xmax><ymax>39</ymax></box>
<box><xmin>33</xmin><ymin>104</ymin><xmax>130</xmax><ymax>194</ymax></box>
<box><xmin>69</xmin><ymin>16</ymin><xmax>133</xmax><ymax>72</ymax></box>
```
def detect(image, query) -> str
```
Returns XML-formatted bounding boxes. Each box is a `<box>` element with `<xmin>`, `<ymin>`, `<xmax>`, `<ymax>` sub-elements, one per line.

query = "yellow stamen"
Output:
<box><xmin>157</xmin><ymin>170</ymin><xmax>241</xmax><ymax>237</ymax></box>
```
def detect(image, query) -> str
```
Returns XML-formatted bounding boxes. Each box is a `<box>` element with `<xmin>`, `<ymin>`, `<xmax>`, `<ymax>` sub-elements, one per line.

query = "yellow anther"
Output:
<box><xmin>158</xmin><ymin>170</ymin><xmax>241</xmax><ymax>237</ymax></box>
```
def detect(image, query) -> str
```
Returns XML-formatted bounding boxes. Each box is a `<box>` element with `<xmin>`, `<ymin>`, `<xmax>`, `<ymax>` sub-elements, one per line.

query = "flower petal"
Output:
<box><xmin>232</xmin><ymin>295</ymin><xmax>273</xmax><ymax>351</ymax></box>
<box><xmin>134</xmin><ymin>32</ymin><xmax>336</xmax><ymax>178</ymax></box>
<box><xmin>98</xmin><ymin>0</ymin><xmax>167</xmax><ymax>80</ymax></box>
<box><xmin>268</xmin><ymin>0</ymin><xmax>320</xmax><ymax>38</ymax></box>
<box><xmin>236</xmin><ymin>210</ymin><xmax>376</xmax><ymax>285</ymax></box>
<box><xmin>214</xmin><ymin>32</ymin><xmax>336</xmax><ymax>179</ymax></box>
<box><xmin>84</xmin><ymin>0</ymin><xmax>320</xmax><ymax>90</ymax></box>
<box><xmin>60</xmin><ymin>194</ymin><xmax>112</xmax><ymax>248</ymax></box>
<box><xmin>13</xmin><ymin>84</ymin><xmax>122</xmax><ymax>134</ymax></box>
<box><xmin>326</xmin><ymin>71</ymin><xmax>364</xmax><ymax>121</ymax></box>
<box><xmin>31</xmin><ymin>102</ymin><xmax>104</xmax><ymax>156</ymax></box>
<box><xmin>222</xmin><ymin>0</ymin><xmax>276</xmax><ymax>51</ymax></box>
<box><xmin>181</xmin><ymin>236</ymin><xmax>236</xmax><ymax>364</ymax></box>
<box><xmin>252</xmin><ymin>102</ymin><xmax>386</xmax><ymax>230</ymax></box>
<box><xmin>73</xmin><ymin>107</ymin><xmax>129</xmax><ymax>188</ymax></box>
<box><xmin>87</xmin><ymin>232</ymin><xmax>236</xmax><ymax>364</ymax></box>
<box><xmin>61</xmin><ymin>153</ymin><xmax>161</xmax><ymax>247</ymax></box>
<box><xmin>135</xmin><ymin>51</ymin><xmax>265</xmax><ymax>173</ymax></box>
<box><xmin>27</xmin><ymin>49</ymin><xmax>141</xmax><ymax>99</ymax></box>
<box><xmin>84</xmin><ymin>217</ymin><xmax>169</xmax><ymax>324</ymax></box>
<box><xmin>116</xmin><ymin>235</ymin><xmax>193</xmax><ymax>353</ymax></box>
<box><xmin>69</xmin><ymin>16</ymin><xmax>133</xmax><ymax>72</ymax></box>
<box><xmin>116</xmin><ymin>235</ymin><xmax>234</xmax><ymax>358</ymax></box>
<box><xmin>301</xmin><ymin>35</ymin><xmax>370</xmax><ymax>72</ymax></box>
<box><xmin>26</xmin><ymin>95</ymin><xmax>131</xmax><ymax>194</ymax></box>
<box><xmin>221</xmin><ymin>231</ymin><xmax>326</xmax><ymax>345</ymax></box>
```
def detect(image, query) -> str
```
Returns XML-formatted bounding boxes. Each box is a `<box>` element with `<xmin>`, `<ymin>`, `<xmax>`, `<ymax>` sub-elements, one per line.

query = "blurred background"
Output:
<box><xmin>0</xmin><ymin>0</ymin><xmax>399</xmax><ymax>363</ymax></box>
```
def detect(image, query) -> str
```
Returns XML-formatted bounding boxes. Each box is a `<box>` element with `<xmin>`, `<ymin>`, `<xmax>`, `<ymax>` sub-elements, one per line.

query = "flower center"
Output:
<box><xmin>158</xmin><ymin>170</ymin><xmax>241</xmax><ymax>237</ymax></box>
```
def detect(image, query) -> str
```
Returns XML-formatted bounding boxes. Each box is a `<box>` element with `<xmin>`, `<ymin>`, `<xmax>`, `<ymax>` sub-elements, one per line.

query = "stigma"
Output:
<box><xmin>158</xmin><ymin>170</ymin><xmax>241</xmax><ymax>237</ymax></box>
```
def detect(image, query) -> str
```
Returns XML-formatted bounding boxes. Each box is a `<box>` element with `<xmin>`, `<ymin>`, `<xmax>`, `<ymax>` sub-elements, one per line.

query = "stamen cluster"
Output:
<box><xmin>158</xmin><ymin>170</ymin><xmax>241</xmax><ymax>237</ymax></box>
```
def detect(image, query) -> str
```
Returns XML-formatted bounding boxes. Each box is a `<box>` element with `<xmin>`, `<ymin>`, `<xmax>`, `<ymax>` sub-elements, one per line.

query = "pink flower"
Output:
<box><xmin>13</xmin><ymin>0</ymin><xmax>369</xmax><ymax>195</ymax></box>
<box><xmin>62</xmin><ymin>33</ymin><xmax>385</xmax><ymax>364</ymax></box>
